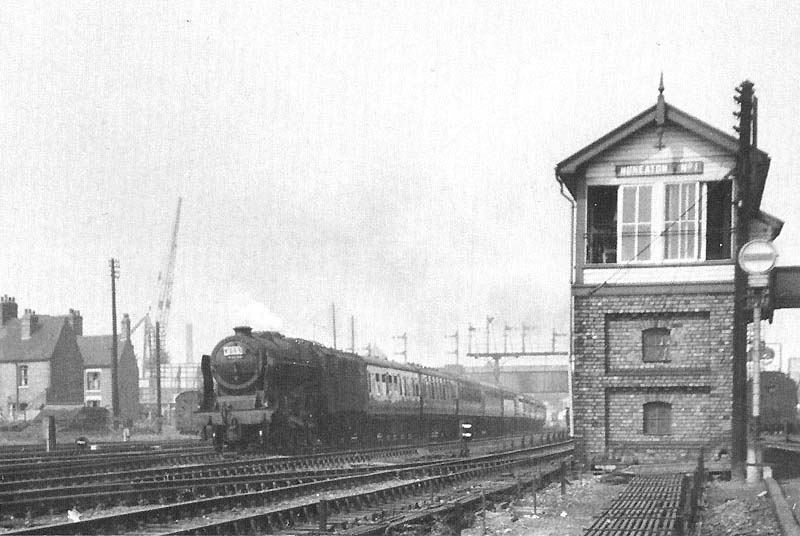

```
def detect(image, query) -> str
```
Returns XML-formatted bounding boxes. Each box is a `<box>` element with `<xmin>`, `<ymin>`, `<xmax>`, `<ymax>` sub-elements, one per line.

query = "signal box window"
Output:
<box><xmin>664</xmin><ymin>183</ymin><xmax>700</xmax><ymax>260</ymax></box>
<box><xmin>587</xmin><ymin>186</ymin><xmax>618</xmax><ymax>264</ymax></box>
<box><xmin>586</xmin><ymin>179</ymin><xmax>732</xmax><ymax>264</ymax></box>
<box><xmin>18</xmin><ymin>365</ymin><xmax>28</xmax><ymax>387</ymax></box>
<box><xmin>705</xmin><ymin>180</ymin><xmax>732</xmax><ymax>260</ymax></box>
<box><xmin>642</xmin><ymin>327</ymin><xmax>670</xmax><ymax>362</ymax></box>
<box><xmin>620</xmin><ymin>185</ymin><xmax>653</xmax><ymax>262</ymax></box>
<box><xmin>643</xmin><ymin>402</ymin><xmax>672</xmax><ymax>435</ymax></box>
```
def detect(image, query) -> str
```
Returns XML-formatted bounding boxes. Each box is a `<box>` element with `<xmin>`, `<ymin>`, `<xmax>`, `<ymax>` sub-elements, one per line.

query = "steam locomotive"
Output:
<box><xmin>195</xmin><ymin>327</ymin><xmax>548</xmax><ymax>449</ymax></box>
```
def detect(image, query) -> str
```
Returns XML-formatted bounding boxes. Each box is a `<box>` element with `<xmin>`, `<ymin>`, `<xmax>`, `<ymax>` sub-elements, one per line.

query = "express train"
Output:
<box><xmin>195</xmin><ymin>327</ymin><xmax>548</xmax><ymax>449</ymax></box>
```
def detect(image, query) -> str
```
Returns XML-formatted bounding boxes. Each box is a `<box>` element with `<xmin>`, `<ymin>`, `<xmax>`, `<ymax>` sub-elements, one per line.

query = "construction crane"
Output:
<box><xmin>141</xmin><ymin>197</ymin><xmax>182</xmax><ymax>380</ymax></box>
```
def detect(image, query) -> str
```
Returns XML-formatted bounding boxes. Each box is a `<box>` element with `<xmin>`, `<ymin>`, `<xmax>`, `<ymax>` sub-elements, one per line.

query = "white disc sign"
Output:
<box><xmin>738</xmin><ymin>239</ymin><xmax>778</xmax><ymax>275</ymax></box>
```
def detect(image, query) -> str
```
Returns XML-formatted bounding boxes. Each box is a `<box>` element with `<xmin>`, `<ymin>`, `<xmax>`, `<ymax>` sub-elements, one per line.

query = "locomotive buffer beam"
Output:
<box><xmin>195</xmin><ymin>408</ymin><xmax>274</xmax><ymax>426</ymax></box>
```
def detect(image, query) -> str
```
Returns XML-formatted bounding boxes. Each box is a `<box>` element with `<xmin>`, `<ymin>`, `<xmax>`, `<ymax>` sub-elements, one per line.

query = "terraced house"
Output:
<box><xmin>0</xmin><ymin>297</ymin><xmax>85</xmax><ymax>421</ymax></box>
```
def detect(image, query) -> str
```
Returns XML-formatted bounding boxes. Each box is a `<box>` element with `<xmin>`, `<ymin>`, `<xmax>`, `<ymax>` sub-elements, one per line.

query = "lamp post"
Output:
<box><xmin>738</xmin><ymin>239</ymin><xmax>778</xmax><ymax>483</ymax></box>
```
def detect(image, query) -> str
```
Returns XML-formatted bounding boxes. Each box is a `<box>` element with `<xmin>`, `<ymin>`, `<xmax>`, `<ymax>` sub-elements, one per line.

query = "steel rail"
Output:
<box><xmin>0</xmin><ymin>432</ymin><xmax>561</xmax><ymax>490</ymax></box>
<box><xmin>2</xmin><ymin>440</ymin><xmax>572</xmax><ymax>535</ymax></box>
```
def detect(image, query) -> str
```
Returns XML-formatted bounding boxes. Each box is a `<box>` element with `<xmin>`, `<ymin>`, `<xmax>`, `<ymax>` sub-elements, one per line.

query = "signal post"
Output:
<box><xmin>738</xmin><ymin>239</ymin><xmax>778</xmax><ymax>483</ymax></box>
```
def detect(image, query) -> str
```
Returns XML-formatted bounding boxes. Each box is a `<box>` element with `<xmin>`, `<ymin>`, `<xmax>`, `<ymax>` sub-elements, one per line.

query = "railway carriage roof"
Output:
<box><xmin>246</xmin><ymin>331</ymin><xmax>543</xmax><ymax>405</ymax></box>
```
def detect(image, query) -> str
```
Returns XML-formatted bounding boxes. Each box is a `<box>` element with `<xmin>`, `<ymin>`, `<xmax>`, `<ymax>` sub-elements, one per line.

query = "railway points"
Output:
<box><xmin>1</xmin><ymin>436</ymin><xmax>573</xmax><ymax>535</ymax></box>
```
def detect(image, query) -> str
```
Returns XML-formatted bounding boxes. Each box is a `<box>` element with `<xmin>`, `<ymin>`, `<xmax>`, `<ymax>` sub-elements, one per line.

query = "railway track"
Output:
<box><xmin>0</xmin><ymin>447</ymin><xmax>226</xmax><ymax>482</ymax></box>
<box><xmin>1</xmin><ymin>433</ymin><xmax>564</xmax><ymax>520</ymax></box>
<box><xmin>0</xmin><ymin>432</ymin><xmax>558</xmax><ymax>487</ymax></box>
<box><xmin>0</xmin><ymin>438</ymin><xmax>203</xmax><ymax>458</ymax></box>
<box><xmin>2</xmin><ymin>438</ymin><xmax>573</xmax><ymax>535</ymax></box>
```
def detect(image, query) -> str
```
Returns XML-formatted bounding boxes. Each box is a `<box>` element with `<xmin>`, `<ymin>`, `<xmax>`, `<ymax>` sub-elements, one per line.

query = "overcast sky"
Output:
<box><xmin>2</xmin><ymin>2</ymin><xmax>799</xmax><ymax>369</ymax></box>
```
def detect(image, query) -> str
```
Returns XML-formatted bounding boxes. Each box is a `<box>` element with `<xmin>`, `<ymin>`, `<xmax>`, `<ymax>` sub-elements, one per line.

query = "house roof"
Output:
<box><xmin>555</xmin><ymin>96</ymin><xmax>771</xmax><ymax>210</ymax></box>
<box><xmin>77</xmin><ymin>335</ymin><xmax>128</xmax><ymax>368</ymax></box>
<box><xmin>0</xmin><ymin>316</ymin><xmax>69</xmax><ymax>363</ymax></box>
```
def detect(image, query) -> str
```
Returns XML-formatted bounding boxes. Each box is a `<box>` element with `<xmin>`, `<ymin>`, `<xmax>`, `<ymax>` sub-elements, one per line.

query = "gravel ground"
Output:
<box><xmin>778</xmin><ymin>477</ymin><xmax>800</xmax><ymax>528</ymax></box>
<box><xmin>699</xmin><ymin>479</ymin><xmax>782</xmax><ymax>536</ymax></box>
<box><xmin>448</xmin><ymin>474</ymin><xmax>626</xmax><ymax>536</ymax></box>
<box><xmin>425</xmin><ymin>473</ymin><xmax>789</xmax><ymax>536</ymax></box>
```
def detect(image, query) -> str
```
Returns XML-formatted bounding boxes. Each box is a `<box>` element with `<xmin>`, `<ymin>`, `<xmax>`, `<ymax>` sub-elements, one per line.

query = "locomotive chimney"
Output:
<box><xmin>233</xmin><ymin>326</ymin><xmax>253</xmax><ymax>336</ymax></box>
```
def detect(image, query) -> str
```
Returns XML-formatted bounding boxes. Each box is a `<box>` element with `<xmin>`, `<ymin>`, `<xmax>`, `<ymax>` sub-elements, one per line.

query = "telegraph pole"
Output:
<box><xmin>155</xmin><ymin>321</ymin><xmax>162</xmax><ymax>433</ymax></box>
<box><xmin>732</xmin><ymin>80</ymin><xmax>754</xmax><ymax>481</ymax></box>
<box><xmin>521</xmin><ymin>324</ymin><xmax>532</xmax><ymax>353</ymax></box>
<box><xmin>447</xmin><ymin>330</ymin><xmax>460</xmax><ymax>366</ymax></box>
<box><xmin>552</xmin><ymin>330</ymin><xmax>567</xmax><ymax>352</ymax></box>
<box><xmin>485</xmin><ymin>316</ymin><xmax>494</xmax><ymax>353</ymax></box>
<box><xmin>109</xmin><ymin>258</ymin><xmax>120</xmax><ymax>420</ymax></box>
<box><xmin>503</xmin><ymin>324</ymin><xmax>514</xmax><ymax>354</ymax></box>
<box><xmin>350</xmin><ymin>316</ymin><xmax>355</xmax><ymax>353</ymax></box>
<box><xmin>467</xmin><ymin>324</ymin><xmax>476</xmax><ymax>354</ymax></box>
<box><xmin>393</xmin><ymin>332</ymin><xmax>408</xmax><ymax>362</ymax></box>
<box><xmin>331</xmin><ymin>303</ymin><xmax>337</xmax><ymax>349</ymax></box>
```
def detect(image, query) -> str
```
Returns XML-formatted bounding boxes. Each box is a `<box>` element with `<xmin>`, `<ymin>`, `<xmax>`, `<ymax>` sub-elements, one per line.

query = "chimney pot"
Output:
<box><xmin>121</xmin><ymin>313</ymin><xmax>131</xmax><ymax>341</ymax></box>
<box><xmin>21</xmin><ymin>309</ymin><xmax>38</xmax><ymax>340</ymax></box>
<box><xmin>1</xmin><ymin>295</ymin><xmax>18</xmax><ymax>326</ymax></box>
<box><xmin>68</xmin><ymin>308</ymin><xmax>83</xmax><ymax>336</ymax></box>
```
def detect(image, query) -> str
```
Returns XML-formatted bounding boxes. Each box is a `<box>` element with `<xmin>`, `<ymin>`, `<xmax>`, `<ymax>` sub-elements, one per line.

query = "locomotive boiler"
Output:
<box><xmin>196</xmin><ymin>327</ymin><xmax>547</xmax><ymax>449</ymax></box>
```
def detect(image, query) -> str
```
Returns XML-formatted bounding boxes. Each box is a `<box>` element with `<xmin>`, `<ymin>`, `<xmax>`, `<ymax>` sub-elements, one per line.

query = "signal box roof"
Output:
<box><xmin>555</xmin><ymin>90</ymin><xmax>770</xmax><ymax>210</ymax></box>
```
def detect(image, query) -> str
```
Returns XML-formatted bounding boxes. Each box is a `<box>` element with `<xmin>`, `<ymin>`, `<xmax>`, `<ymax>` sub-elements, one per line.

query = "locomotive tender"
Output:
<box><xmin>196</xmin><ymin>327</ymin><xmax>548</xmax><ymax>448</ymax></box>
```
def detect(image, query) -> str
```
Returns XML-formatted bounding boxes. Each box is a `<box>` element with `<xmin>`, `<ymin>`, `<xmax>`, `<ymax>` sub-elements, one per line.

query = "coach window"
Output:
<box><xmin>642</xmin><ymin>327</ymin><xmax>670</xmax><ymax>362</ymax></box>
<box><xmin>643</xmin><ymin>402</ymin><xmax>672</xmax><ymax>435</ymax></box>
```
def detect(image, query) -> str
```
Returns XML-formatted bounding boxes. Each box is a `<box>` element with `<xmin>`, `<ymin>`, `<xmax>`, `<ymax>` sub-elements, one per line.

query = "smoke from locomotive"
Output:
<box><xmin>196</xmin><ymin>327</ymin><xmax>548</xmax><ymax>449</ymax></box>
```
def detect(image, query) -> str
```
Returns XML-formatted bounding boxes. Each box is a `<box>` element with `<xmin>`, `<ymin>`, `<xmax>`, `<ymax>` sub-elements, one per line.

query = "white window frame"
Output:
<box><xmin>618</xmin><ymin>184</ymin><xmax>655</xmax><ymax>262</ymax></box>
<box><xmin>616</xmin><ymin>180</ymin><xmax>707</xmax><ymax>264</ymax></box>
<box><xmin>18</xmin><ymin>365</ymin><xmax>29</xmax><ymax>388</ymax></box>
<box><xmin>86</xmin><ymin>369</ymin><xmax>102</xmax><ymax>392</ymax></box>
<box><xmin>664</xmin><ymin>181</ymin><xmax>705</xmax><ymax>261</ymax></box>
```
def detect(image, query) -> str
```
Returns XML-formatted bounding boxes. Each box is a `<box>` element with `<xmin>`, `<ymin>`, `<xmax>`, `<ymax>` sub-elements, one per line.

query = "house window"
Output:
<box><xmin>642</xmin><ymin>327</ymin><xmax>671</xmax><ymax>362</ymax></box>
<box><xmin>643</xmin><ymin>402</ymin><xmax>672</xmax><ymax>435</ymax></box>
<box><xmin>18</xmin><ymin>365</ymin><xmax>28</xmax><ymax>387</ymax></box>
<box><xmin>87</xmin><ymin>372</ymin><xmax>101</xmax><ymax>391</ymax></box>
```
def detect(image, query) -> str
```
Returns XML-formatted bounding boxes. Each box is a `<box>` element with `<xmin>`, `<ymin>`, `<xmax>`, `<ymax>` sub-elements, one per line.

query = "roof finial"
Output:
<box><xmin>658</xmin><ymin>72</ymin><xmax>664</xmax><ymax>95</ymax></box>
